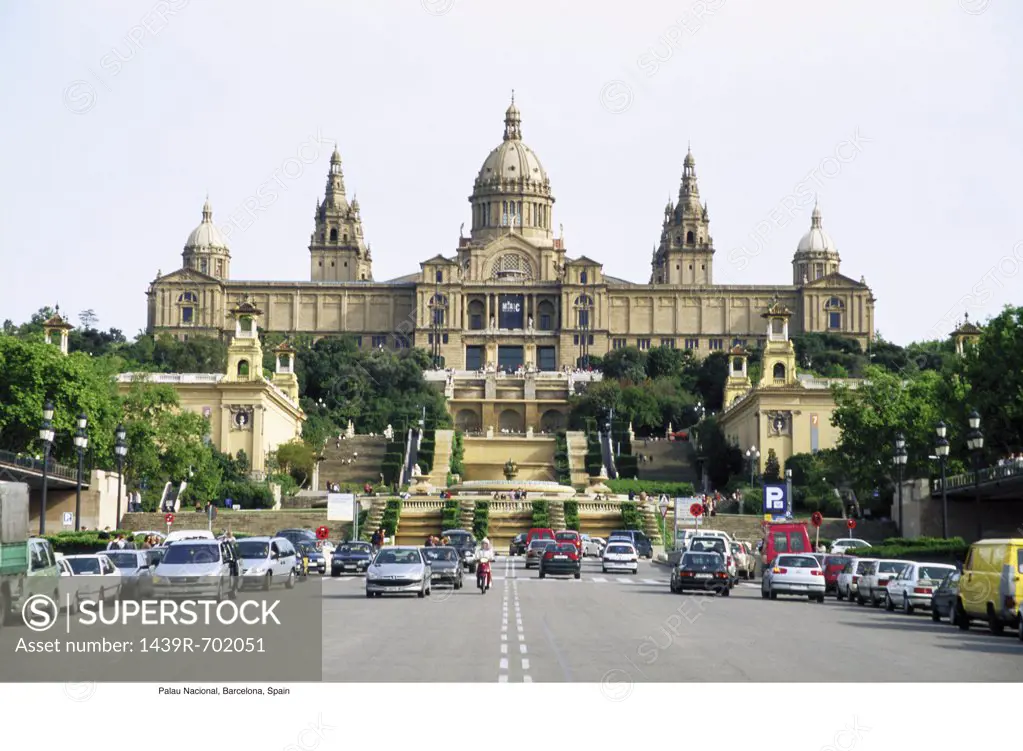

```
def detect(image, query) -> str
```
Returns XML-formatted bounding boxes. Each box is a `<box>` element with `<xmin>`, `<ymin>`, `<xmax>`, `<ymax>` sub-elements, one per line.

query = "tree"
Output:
<box><xmin>600</xmin><ymin>347</ymin><xmax>647</xmax><ymax>383</ymax></box>
<box><xmin>275</xmin><ymin>440</ymin><xmax>315</xmax><ymax>487</ymax></box>
<box><xmin>78</xmin><ymin>309</ymin><xmax>98</xmax><ymax>330</ymax></box>
<box><xmin>694</xmin><ymin>352</ymin><xmax>729</xmax><ymax>411</ymax></box>
<box><xmin>695</xmin><ymin>416</ymin><xmax>743</xmax><ymax>489</ymax></box>
<box><xmin>763</xmin><ymin>448</ymin><xmax>781</xmax><ymax>483</ymax></box>
<box><xmin>645</xmin><ymin>346</ymin><xmax>695</xmax><ymax>381</ymax></box>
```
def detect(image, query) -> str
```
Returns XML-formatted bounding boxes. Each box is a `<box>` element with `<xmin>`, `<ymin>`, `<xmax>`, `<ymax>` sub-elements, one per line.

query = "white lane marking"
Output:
<box><xmin>523</xmin><ymin>676</ymin><xmax>532</xmax><ymax>683</ymax></box>
<box><xmin>519</xmin><ymin>644</ymin><xmax>527</xmax><ymax>654</ymax></box>
<box><xmin>501</xmin><ymin>643</ymin><xmax>508</xmax><ymax>654</ymax></box>
<box><xmin>521</xmin><ymin>658</ymin><xmax>530</xmax><ymax>670</ymax></box>
<box><xmin>616</xmin><ymin>577</ymin><xmax>632</xmax><ymax>584</ymax></box>
<box><xmin>592</xmin><ymin>577</ymin><xmax>608</xmax><ymax>583</ymax></box>
<box><xmin>517</xmin><ymin>631</ymin><xmax>524</xmax><ymax>641</ymax></box>
<box><xmin>642</xmin><ymin>578</ymin><xmax>660</xmax><ymax>584</ymax></box>
<box><xmin>500</xmin><ymin>658</ymin><xmax>508</xmax><ymax>670</ymax></box>
<box><xmin>501</xmin><ymin>633</ymin><xmax>507</xmax><ymax>641</ymax></box>
<box><xmin>499</xmin><ymin>674</ymin><xmax>508</xmax><ymax>683</ymax></box>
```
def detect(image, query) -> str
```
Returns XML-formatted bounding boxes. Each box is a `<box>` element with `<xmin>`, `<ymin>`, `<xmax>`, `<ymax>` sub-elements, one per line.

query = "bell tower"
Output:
<box><xmin>760</xmin><ymin>301</ymin><xmax>798</xmax><ymax>387</ymax></box>
<box><xmin>226</xmin><ymin>301</ymin><xmax>265</xmax><ymax>383</ymax></box>
<box><xmin>723</xmin><ymin>345</ymin><xmax>754</xmax><ymax>407</ymax></box>
<box><xmin>42</xmin><ymin>308</ymin><xmax>74</xmax><ymax>355</ymax></box>
<box><xmin>272</xmin><ymin>341</ymin><xmax>300</xmax><ymax>402</ymax></box>
<box><xmin>650</xmin><ymin>145</ymin><xmax>714</xmax><ymax>284</ymax></box>
<box><xmin>309</xmin><ymin>145</ymin><xmax>373</xmax><ymax>282</ymax></box>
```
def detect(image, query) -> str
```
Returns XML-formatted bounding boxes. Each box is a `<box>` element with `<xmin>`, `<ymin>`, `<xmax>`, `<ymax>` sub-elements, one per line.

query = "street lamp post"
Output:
<box><xmin>115</xmin><ymin>424</ymin><xmax>127</xmax><ymax>528</ymax></box>
<box><xmin>73</xmin><ymin>413</ymin><xmax>89</xmax><ymax>531</ymax></box>
<box><xmin>745</xmin><ymin>445</ymin><xmax>760</xmax><ymax>487</ymax></box>
<box><xmin>966</xmin><ymin>410</ymin><xmax>984</xmax><ymax>541</ymax></box>
<box><xmin>893</xmin><ymin>432</ymin><xmax>908</xmax><ymax>535</ymax></box>
<box><xmin>935</xmin><ymin>421</ymin><xmax>950</xmax><ymax>539</ymax></box>
<box><xmin>38</xmin><ymin>401</ymin><xmax>55</xmax><ymax>535</ymax></box>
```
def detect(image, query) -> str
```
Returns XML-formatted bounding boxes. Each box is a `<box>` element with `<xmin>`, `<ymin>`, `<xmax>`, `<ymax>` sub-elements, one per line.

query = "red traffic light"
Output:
<box><xmin>316</xmin><ymin>525</ymin><xmax>330</xmax><ymax>540</ymax></box>
<box><xmin>846</xmin><ymin>519</ymin><xmax>857</xmax><ymax>530</ymax></box>
<box><xmin>164</xmin><ymin>513</ymin><xmax>174</xmax><ymax>524</ymax></box>
<box><xmin>689</xmin><ymin>502</ymin><xmax>703</xmax><ymax>517</ymax></box>
<box><xmin>810</xmin><ymin>511</ymin><xmax>823</xmax><ymax>528</ymax></box>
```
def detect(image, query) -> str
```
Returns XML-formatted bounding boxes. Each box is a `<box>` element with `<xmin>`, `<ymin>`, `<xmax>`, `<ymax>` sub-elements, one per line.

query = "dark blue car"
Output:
<box><xmin>331</xmin><ymin>541</ymin><xmax>374</xmax><ymax>576</ymax></box>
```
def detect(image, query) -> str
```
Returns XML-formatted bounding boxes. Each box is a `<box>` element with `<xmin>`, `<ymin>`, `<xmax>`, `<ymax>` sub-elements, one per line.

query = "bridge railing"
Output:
<box><xmin>0</xmin><ymin>449</ymin><xmax>81</xmax><ymax>483</ymax></box>
<box><xmin>934</xmin><ymin>460</ymin><xmax>1023</xmax><ymax>492</ymax></box>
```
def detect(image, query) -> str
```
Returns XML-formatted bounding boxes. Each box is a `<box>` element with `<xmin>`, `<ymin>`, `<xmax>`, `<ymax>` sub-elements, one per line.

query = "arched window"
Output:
<box><xmin>825</xmin><ymin>297</ymin><xmax>844</xmax><ymax>330</ymax></box>
<box><xmin>773</xmin><ymin>363</ymin><xmax>786</xmax><ymax>380</ymax></box>
<box><xmin>237</xmin><ymin>360</ymin><xmax>250</xmax><ymax>377</ymax></box>
<box><xmin>178</xmin><ymin>292</ymin><xmax>198</xmax><ymax>303</ymax></box>
<box><xmin>574</xmin><ymin>295</ymin><xmax>593</xmax><ymax>329</ymax></box>
<box><xmin>343</xmin><ymin>233</ymin><xmax>348</xmax><ymax>242</ymax></box>
<box><xmin>330</xmin><ymin>228</ymin><xmax>338</xmax><ymax>243</ymax></box>
<box><xmin>686</xmin><ymin>230</ymin><xmax>695</xmax><ymax>244</ymax></box>
<box><xmin>732</xmin><ymin>358</ymin><xmax>743</xmax><ymax>372</ymax></box>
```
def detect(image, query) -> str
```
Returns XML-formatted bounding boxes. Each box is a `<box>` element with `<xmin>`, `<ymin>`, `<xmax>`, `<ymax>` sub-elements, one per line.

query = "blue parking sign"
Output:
<box><xmin>763</xmin><ymin>484</ymin><xmax>788</xmax><ymax>519</ymax></box>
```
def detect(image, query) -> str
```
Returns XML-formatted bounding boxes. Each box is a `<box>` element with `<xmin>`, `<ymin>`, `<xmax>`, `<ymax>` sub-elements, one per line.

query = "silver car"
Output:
<box><xmin>151</xmin><ymin>540</ymin><xmax>236</xmax><ymax>600</ymax></box>
<box><xmin>103</xmin><ymin>549</ymin><xmax>160</xmax><ymax>599</ymax></box>
<box><xmin>422</xmin><ymin>546</ymin><xmax>464</xmax><ymax>589</ymax></box>
<box><xmin>366</xmin><ymin>546</ymin><xmax>432</xmax><ymax>598</ymax></box>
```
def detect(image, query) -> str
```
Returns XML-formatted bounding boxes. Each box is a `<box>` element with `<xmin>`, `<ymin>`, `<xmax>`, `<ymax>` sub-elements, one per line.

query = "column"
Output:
<box><xmin>485</xmin><ymin>295</ymin><xmax>491</xmax><ymax>329</ymax></box>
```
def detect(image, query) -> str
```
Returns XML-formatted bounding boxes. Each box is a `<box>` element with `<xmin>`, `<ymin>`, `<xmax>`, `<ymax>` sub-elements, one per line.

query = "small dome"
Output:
<box><xmin>474</xmin><ymin>99</ymin><xmax>550</xmax><ymax>193</ymax></box>
<box><xmin>796</xmin><ymin>200</ymin><xmax>835</xmax><ymax>253</ymax></box>
<box><xmin>185</xmin><ymin>198</ymin><xmax>228</xmax><ymax>250</ymax></box>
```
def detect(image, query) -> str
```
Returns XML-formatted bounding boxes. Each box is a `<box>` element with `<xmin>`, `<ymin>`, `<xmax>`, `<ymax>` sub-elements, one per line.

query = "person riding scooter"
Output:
<box><xmin>476</xmin><ymin>537</ymin><xmax>496</xmax><ymax>589</ymax></box>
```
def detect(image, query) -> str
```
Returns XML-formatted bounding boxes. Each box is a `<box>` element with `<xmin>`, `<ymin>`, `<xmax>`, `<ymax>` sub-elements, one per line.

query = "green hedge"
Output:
<box><xmin>217</xmin><ymin>480</ymin><xmax>275</xmax><ymax>509</ymax></box>
<box><xmin>553</xmin><ymin>432</ymin><xmax>572</xmax><ymax>486</ymax></box>
<box><xmin>380</xmin><ymin>499</ymin><xmax>403</xmax><ymax>537</ymax></box>
<box><xmin>616</xmin><ymin>455</ymin><xmax>639</xmax><ymax>479</ymax></box>
<box><xmin>450</xmin><ymin>431</ymin><xmax>465</xmax><ymax>477</ymax></box>
<box><xmin>531</xmin><ymin>500</ymin><xmax>550</xmax><ymax>529</ymax></box>
<box><xmin>606</xmin><ymin>479</ymin><xmax>695</xmax><ymax>497</ymax></box>
<box><xmin>620</xmin><ymin>501</ymin><xmax>643</xmax><ymax>531</ymax></box>
<box><xmin>381</xmin><ymin>460</ymin><xmax>403</xmax><ymax>485</ymax></box>
<box><xmin>442</xmin><ymin>500</ymin><xmax>460</xmax><ymax>530</ymax></box>
<box><xmin>847</xmin><ymin>537</ymin><xmax>969</xmax><ymax>563</ymax></box>
<box><xmin>564</xmin><ymin>500</ymin><xmax>579</xmax><ymax>531</ymax></box>
<box><xmin>473</xmin><ymin>501</ymin><xmax>490</xmax><ymax>540</ymax></box>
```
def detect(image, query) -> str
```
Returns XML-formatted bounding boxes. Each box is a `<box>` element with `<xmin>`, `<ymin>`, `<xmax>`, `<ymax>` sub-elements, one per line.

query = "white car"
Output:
<box><xmin>884</xmin><ymin>562</ymin><xmax>957</xmax><ymax>614</ymax></box>
<box><xmin>602</xmin><ymin>542</ymin><xmax>639</xmax><ymax>573</ymax></box>
<box><xmin>58</xmin><ymin>554</ymin><xmax>123</xmax><ymax>611</ymax></box>
<box><xmin>693</xmin><ymin>529</ymin><xmax>734</xmax><ymax>544</ymax></box>
<box><xmin>689</xmin><ymin>536</ymin><xmax>738</xmax><ymax>581</ymax></box>
<box><xmin>857</xmin><ymin>559</ymin><xmax>910</xmax><ymax>606</ymax></box>
<box><xmin>830</xmin><ymin>538</ymin><xmax>872</xmax><ymax>554</ymax></box>
<box><xmin>581</xmin><ymin>534</ymin><xmax>605</xmax><ymax>557</ymax></box>
<box><xmin>836</xmin><ymin>557</ymin><xmax>877</xmax><ymax>601</ymax></box>
<box><xmin>235</xmin><ymin>536</ymin><xmax>298</xmax><ymax>590</ymax></box>
<box><xmin>164</xmin><ymin>529</ymin><xmax>215</xmax><ymax>545</ymax></box>
<box><xmin>761</xmin><ymin>553</ymin><xmax>826</xmax><ymax>602</ymax></box>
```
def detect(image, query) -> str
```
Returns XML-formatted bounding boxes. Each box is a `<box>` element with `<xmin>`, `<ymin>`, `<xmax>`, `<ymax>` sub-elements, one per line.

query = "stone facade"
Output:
<box><xmin>148</xmin><ymin>98</ymin><xmax>876</xmax><ymax>370</ymax></box>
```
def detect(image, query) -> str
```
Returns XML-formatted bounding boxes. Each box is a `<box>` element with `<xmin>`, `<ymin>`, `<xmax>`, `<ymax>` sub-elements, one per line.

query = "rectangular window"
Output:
<box><xmin>661</xmin><ymin>338</ymin><xmax>676</xmax><ymax>349</ymax></box>
<box><xmin>435</xmin><ymin>270</ymin><xmax>443</xmax><ymax>283</ymax></box>
<box><xmin>465</xmin><ymin>345</ymin><xmax>484</xmax><ymax>371</ymax></box>
<box><xmin>588</xmin><ymin>335</ymin><xmax>594</xmax><ymax>345</ymax></box>
<box><xmin>433</xmin><ymin>309</ymin><xmax>445</xmax><ymax>326</ymax></box>
<box><xmin>829</xmin><ymin>312</ymin><xmax>841</xmax><ymax>329</ymax></box>
<box><xmin>539</xmin><ymin>314</ymin><xmax>552</xmax><ymax>330</ymax></box>
<box><xmin>442</xmin><ymin>334</ymin><xmax>449</xmax><ymax>344</ymax></box>
<box><xmin>578</xmin><ymin>310</ymin><xmax>589</xmax><ymax>328</ymax></box>
<box><xmin>427</xmin><ymin>334</ymin><xmax>433</xmax><ymax>344</ymax></box>
<box><xmin>537</xmin><ymin>346</ymin><xmax>556</xmax><ymax>372</ymax></box>
<box><xmin>354</xmin><ymin>336</ymin><xmax>362</xmax><ymax>348</ymax></box>
<box><xmin>199</xmin><ymin>259</ymin><xmax>208</xmax><ymax>273</ymax></box>
<box><xmin>182</xmin><ymin>307</ymin><xmax>193</xmax><ymax>324</ymax></box>
<box><xmin>612</xmin><ymin>338</ymin><xmax>627</xmax><ymax>350</ymax></box>
<box><xmin>708</xmin><ymin>338</ymin><xmax>723</xmax><ymax>351</ymax></box>
<box><xmin>573</xmin><ymin>335</ymin><xmax>579</xmax><ymax>345</ymax></box>
<box><xmin>371</xmin><ymin>335</ymin><xmax>387</xmax><ymax>348</ymax></box>
<box><xmin>470</xmin><ymin>314</ymin><xmax>483</xmax><ymax>330</ymax></box>
<box><xmin>637</xmin><ymin>338</ymin><xmax>651</xmax><ymax>351</ymax></box>
<box><xmin>732</xmin><ymin>338</ymin><xmax>747</xmax><ymax>348</ymax></box>
<box><xmin>684</xmin><ymin>338</ymin><xmax>699</xmax><ymax>350</ymax></box>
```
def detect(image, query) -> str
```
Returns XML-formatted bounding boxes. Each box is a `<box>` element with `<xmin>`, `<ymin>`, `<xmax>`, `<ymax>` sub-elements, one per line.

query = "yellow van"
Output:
<box><xmin>955</xmin><ymin>539</ymin><xmax>1023</xmax><ymax>635</ymax></box>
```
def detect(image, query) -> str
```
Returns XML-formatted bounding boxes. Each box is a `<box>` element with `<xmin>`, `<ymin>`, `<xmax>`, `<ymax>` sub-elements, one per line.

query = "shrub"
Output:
<box><xmin>380</xmin><ymin>499</ymin><xmax>403</xmax><ymax>537</ymax></box>
<box><xmin>564</xmin><ymin>500</ymin><xmax>580</xmax><ymax>531</ymax></box>
<box><xmin>846</xmin><ymin>540</ymin><xmax>968</xmax><ymax>563</ymax></box>
<box><xmin>220</xmin><ymin>480</ymin><xmax>275</xmax><ymax>509</ymax></box>
<box><xmin>473</xmin><ymin>501</ymin><xmax>489</xmax><ymax>540</ymax></box>
<box><xmin>615</xmin><ymin>455</ymin><xmax>639</xmax><ymax>479</ymax></box>
<box><xmin>606</xmin><ymin>479</ymin><xmax>695</xmax><ymax>497</ymax></box>
<box><xmin>531</xmin><ymin>500</ymin><xmax>550</xmax><ymax>529</ymax></box>
<box><xmin>450</xmin><ymin>431</ymin><xmax>465</xmax><ymax>477</ymax></box>
<box><xmin>620</xmin><ymin>501</ymin><xmax>643</xmax><ymax>531</ymax></box>
<box><xmin>442</xmin><ymin>500</ymin><xmax>460</xmax><ymax>530</ymax></box>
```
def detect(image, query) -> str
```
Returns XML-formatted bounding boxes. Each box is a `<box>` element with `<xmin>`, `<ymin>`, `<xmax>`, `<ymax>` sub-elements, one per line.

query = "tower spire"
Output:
<box><xmin>202</xmin><ymin>194</ymin><xmax>212</xmax><ymax>222</ymax></box>
<box><xmin>811</xmin><ymin>195</ymin><xmax>822</xmax><ymax>228</ymax></box>
<box><xmin>503</xmin><ymin>93</ymin><xmax>522</xmax><ymax>141</ymax></box>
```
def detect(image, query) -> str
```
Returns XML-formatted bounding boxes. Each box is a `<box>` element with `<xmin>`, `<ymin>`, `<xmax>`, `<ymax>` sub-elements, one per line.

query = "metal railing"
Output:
<box><xmin>934</xmin><ymin>460</ymin><xmax>1023</xmax><ymax>492</ymax></box>
<box><xmin>0</xmin><ymin>449</ymin><xmax>81</xmax><ymax>483</ymax></box>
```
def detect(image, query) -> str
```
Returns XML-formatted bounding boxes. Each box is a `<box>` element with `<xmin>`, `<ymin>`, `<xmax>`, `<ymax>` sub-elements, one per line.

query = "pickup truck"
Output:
<box><xmin>0</xmin><ymin>482</ymin><xmax>61</xmax><ymax>631</ymax></box>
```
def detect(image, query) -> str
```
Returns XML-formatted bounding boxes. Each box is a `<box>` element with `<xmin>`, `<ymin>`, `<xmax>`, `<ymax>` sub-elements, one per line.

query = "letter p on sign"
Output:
<box><xmin>763</xmin><ymin>485</ymin><xmax>786</xmax><ymax>514</ymax></box>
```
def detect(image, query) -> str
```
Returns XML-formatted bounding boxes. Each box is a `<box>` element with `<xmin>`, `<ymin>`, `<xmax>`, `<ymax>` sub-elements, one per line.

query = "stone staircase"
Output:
<box><xmin>548</xmin><ymin>500</ymin><xmax>566</xmax><ymax>530</ymax></box>
<box><xmin>319</xmin><ymin>436</ymin><xmax>389</xmax><ymax>490</ymax></box>
<box><xmin>635</xmin><ymin>437</ymin><xmax>700</xmax><ymax>485</ymax></box>
<box><xmin>639</xmin><ymin>502</ymin><xmax>662</xmax><ymax>545</ymax></box>
<box><xmin>427</xmin><ymin>430</ymin><xmax>454</xmax><ymax>487</ymax></box>
<box><xmin>458</xmin><ymin>497</ymin><xmax>475</xmax><ymax>532</ymax></box>
<box><xmin>565</xmin><ymin>431</ymin><xmax>590</xmax><ymax>488</ymax></box>
<box><xmin>360</xmin><ymin>498</ymin><xmax>388</xmax><ymax>542</ymax></box>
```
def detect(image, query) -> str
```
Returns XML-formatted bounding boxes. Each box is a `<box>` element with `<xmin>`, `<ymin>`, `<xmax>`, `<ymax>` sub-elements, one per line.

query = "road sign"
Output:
<box><xmin>62</xmin><ymin>512</ymin><xmax>73</xmax><ymax>527</ymax></box>
<box><xmin>810</xmin><ymin>511</ymin><xmax>823</xmax><ymax>528</ymax></box>
<box><xmin>658</xmin><ymin>498</ymin><xmax>669</xmax><ymax>519</ymax></box>
<box><xmin>847</xmin><ymin>519</ymin><xmax>857</xmax><ymax>530</ymax></box>
<box><xmin>165</xmin><ymin>513</ymin><xmax>175</xmax><ymax>524</ymax></box>
<box><xmin>327</xmin><ymin>493</ymin><xmax>356</xmax><ymax>522</ymax></box>
<box><xmin>224</xmin><ymin>497</ymin><xmax>233</xmax><ymax>508</ymax></box>
<box><xmin>316</xmin><ymin>525</ymin><xmax>330</xmax><ymax>540</ymax></box>
<box><xmin>689</xmin><ymin>502</ymin><xmax>703</xmax><ymax>517</ymax></box>
<box><xmin>763</xmin><ymin>484</ymin><xmax>788</xmax><ymax>520</ymax></box>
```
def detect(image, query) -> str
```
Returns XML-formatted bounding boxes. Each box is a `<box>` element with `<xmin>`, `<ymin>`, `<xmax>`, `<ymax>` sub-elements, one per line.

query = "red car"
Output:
<box><xmin>822</xmin><ymin>554</ymin><xmax>853</xmax><ymax>595</ymax></box>
<box><xmin>526</xmin><ymin>528</ymin><xmax>555</xmax><ymax>546</ymax></box>
<box><xmin>555</xmin><ymin>530</ymin><xmax>582</xmax><ymax>555</ymax></box>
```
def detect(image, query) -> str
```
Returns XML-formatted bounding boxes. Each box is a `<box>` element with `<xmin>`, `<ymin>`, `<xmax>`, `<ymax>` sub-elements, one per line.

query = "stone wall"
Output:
<box><xmin>122</xmin><ymin>510</ymin><xmax>331</xmax><ymax>537</ymax></box>
<box><xmin>899</xmin><ymin>478</ymin><xmax>1023</xmax><ymax>542</ymax></box>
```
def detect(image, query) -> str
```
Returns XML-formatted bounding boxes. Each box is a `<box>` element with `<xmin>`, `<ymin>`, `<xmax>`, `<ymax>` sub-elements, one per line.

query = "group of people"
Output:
<box><xmin>491</xmin><ymin>490</ymin><xmax>528</xmax><ymax>500</ymax></box>
<box><xmin>423</xmin><ymin>535</ymin><xmax>451</xmax><ymax>547</ymax></box>
<box><xmin>997</xmin><ymin>454</ymin><xmax>1023</xmax><ymax>467</ymax></box>
<box><xmin>369</xmin><ymin>527</ymin><xmax>388</xmax><ymax>550</ymax></box>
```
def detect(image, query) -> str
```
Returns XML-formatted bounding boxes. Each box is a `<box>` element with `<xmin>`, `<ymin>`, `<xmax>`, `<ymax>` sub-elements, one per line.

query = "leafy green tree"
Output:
<box><xmin>275</xmin><ymin>439</ymin><xmax>315</xmax><ymax>487</ymax></box>
<box><xmin>645</xmin><ymin>346</ymin><xmax>695</xmax><ymax>381</ymax></box>
<box><xmin>763</xmin><ymin>448</ymin><xmax>781</xmax><ymax>483</ymax></box>
<box><xmin>600</xmin><ymin>347</ymin><xmax>647</xmax><ymax>382</ymax></box>
<box><xmin>695</xmin><ymin>416</ymin><xmax>743</xmax><ymax>489</ymax></box>
<box><xmin>694</xmin><ymin>352</ymin><xmax>729</xmax><ymax>411</ymax></box>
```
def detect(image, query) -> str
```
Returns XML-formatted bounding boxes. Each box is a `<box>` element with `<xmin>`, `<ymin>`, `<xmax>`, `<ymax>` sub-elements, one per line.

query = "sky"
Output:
<box><xmin>1</xmin><ymin>0</ymin><xmax>1019</xmax><ymax>346</ymax></box>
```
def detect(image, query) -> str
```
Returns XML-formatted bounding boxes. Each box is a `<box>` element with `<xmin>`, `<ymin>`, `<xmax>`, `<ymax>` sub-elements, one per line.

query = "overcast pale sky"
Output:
<box><xmin>1</xmin><ymin>0</ymin><xmax>1018</xmax><ymax>345</ymax></box>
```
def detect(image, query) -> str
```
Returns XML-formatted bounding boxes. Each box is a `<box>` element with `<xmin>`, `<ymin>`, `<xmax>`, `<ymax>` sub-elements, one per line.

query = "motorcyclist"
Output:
<box><xmin>475</xmin><ymin>537</ymin><xmax>496</xmax><ymax>588</ymax></box>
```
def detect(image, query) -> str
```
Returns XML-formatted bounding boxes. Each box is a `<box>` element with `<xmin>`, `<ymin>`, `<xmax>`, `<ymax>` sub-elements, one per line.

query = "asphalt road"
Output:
<box><xmin>319</xmin><ymin>555</ymin><xmax>1021</xmax><ymax>682</ymax></box>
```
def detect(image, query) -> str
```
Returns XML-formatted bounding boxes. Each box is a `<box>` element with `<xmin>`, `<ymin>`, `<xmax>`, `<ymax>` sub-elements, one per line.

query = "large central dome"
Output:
<box><xmin>473</xmin><ymin>98</ymin><xmax>551</xmax><ymax>196</ymax></box>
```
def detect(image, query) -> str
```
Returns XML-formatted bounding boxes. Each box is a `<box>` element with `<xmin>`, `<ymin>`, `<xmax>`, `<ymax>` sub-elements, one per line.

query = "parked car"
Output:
<box><xmin>442</xmin><ymin>529</ymin><xmax>478</xmax><ymax>572</ymax></box>
<box><xmin>760</xmin><ymin>522</ymin><xmax>813</xmax><ymax>570</ymax></box>
<box><xmin>822</xmin><ymin>554</ymin><xmax>854</xmax><ymax>596</ymax></box>
<box><xmin>885</xmin><ymin>562</ymin><xmax>958</xmax><ymax>614</ymax></box>
<box><xmin>761</xmin><ymin>554</ymin><xmax>826</xmax><ymax>602</ymax></box>
<box><xmin>235</xmin><ymin>536</ymin><xmax>298</xmax><ymax>590</ymax></box>
<box><xmin>538</xmin><ymin>542</ymin><xmax>581</xmax><ymax>579</ymax></box>
<box><xmin>509</xmin><ymin>533</ymin><xmax>528</xmax><ymax>556</ymax></box>
<box><xmin>555</xmin><ymin>530</ymin><xmax>583</xmax><ymax>556</ymax></box>
<box><xmin>735</xmin><ymin>540</ymin><xmax>756</xmax><ymax>580</ymax></box>
<box><xmin>331</xmin><ymin>541</ymin><xmax>374</xmax><ymax>576</ymax></box>
<box><xmin>274</xmin><ymin>528</ymin><xmax>318</xmax><ymax>550</ymax></box>
<box><xmin>102</xmin><ymin>549</ymin><xmax>160</xmax><ymax>599</ymax></box>
<box><xmin>163</xmin><ymin>529</ymin><xmax>215</xmax><ymax>545</ymax></box>
<box><xmin>857</xmin><ymin>559</ymin><xmax>910</xmax><ymax>606</ymax></box>
<box><xmin>602</xmin><ymin>542</ymin><xmax>638</xmax><ymax>574</ymax></box>
<box><xmin>837</xmin><ymin>557</ymin><xmax>877</xmax><ymax>601</ymax></box>
<box><xmin>525</xmin><ymin>539</ymin><xmax>554</xmax><ymax>569</ymax></box>
<box><xmin>931</xmin><ymin>570</ymin><xmax>961</xmax><ymax>623</ymax></box>
<box><xmin>607</xmin><ymin>530</ymin><xmax>654</xmax><ymax>558</ymax></box>
<box><xmin>58</xmin><ymin>554</ymin><xmax>122</xmax><ymax>611</ymax></box>
<box><xmin>296</xmin><ymin>539</ymin><xmax>326</xmax><ymax>575</ymax></box>
<box><xmin>152</xmin><ymin>539</ymin><xmax>238</xmax><ymax>600</ymax></box>
<box><xmin>422</xmin><ymin>546</ymin><xmax>464</xmax><ymax>589</ymax></box>
<box><xmin>366</xmin><ymin>546</ymin><xmax>432</xmax><ymax>598</ymax></box>
<box><xmin>581</xmin><ymin>534</ymin><xmax>605</xmax><ymax>557</ymax></box>
<box><xmin>954</xmin><ymin>538</ymin><xmax>1023</xmax><ymax>635</ymax></box>
<box><xmin>831</xmin><ymin>538</ymin><xmax>873</xmax><ymax>554</ymax></box>
<box><xmin>670</xmin><ymin>551</ymin><xmax>730</xmax><ymax>595</ymax></box>
<box><xmin>689</xmin><ymin>536</ymin><xmax>737</xmax><ymax>582</ymax></box>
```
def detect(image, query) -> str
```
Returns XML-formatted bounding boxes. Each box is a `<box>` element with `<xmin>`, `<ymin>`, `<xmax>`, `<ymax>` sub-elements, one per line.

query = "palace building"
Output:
<box><xmin>147</xmin><ymin>97</ymin><xmax>876</xmax><ymax>372</ymax></box>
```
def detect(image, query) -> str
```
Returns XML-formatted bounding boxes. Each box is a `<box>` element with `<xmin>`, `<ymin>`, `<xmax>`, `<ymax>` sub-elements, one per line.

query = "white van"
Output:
<box><xmin>163</xmin><ymin>529</ymin><xmax>215</xmax><ymax>545</ymax></box>
<box><xmin>236</xmin><ymin>536</ymin><xmax>298</xmax><ymax>590</ymax></box>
